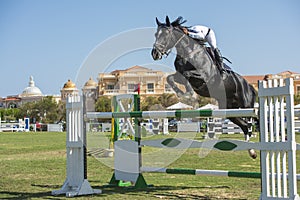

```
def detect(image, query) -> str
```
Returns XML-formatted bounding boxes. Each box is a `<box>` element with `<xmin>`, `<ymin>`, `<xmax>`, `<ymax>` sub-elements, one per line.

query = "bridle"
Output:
<box><xmin>153</xmin><ymin>26</ymin><xmax>186</xmax><ymax>57</ymax></box>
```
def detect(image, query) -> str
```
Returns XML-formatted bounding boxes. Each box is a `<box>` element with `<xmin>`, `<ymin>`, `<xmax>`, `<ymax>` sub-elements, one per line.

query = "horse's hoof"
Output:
<box><xmin>248</xmin><ymin>149</ymin><xmax>257</xmax><ymax>159</ymax></box>
<box><xmin>251</xmin><ymin>153</ymin><xmax>257</xmax><ymax>159</ymax></box>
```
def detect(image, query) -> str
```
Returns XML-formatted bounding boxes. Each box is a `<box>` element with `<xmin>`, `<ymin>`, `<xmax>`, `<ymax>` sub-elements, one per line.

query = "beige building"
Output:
<box><xmin>97</xmin><ymin>66</ymin><xmax>174</xmax><ymax>96</ymax></box>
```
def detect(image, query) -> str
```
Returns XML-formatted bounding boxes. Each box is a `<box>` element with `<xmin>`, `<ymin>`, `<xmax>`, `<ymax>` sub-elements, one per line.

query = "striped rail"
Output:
<box><xmin>86</xmin><ymin>109</ymin><xmax>299</xmax><ymax>119</ymax></box>
<box><xmin>141</xmin><ymin>167</ymin><xmax>300</xmax><ymax>180</ymax></box>
<box><xmin>141</xmin><ymin>138</ymin><xmax>300</xmax><ymax>151</ymax></box>
<box><xmin>141</xmin><ymin>167</ymin><xmax>261</xmax><ymax>178</ymax></box>
<box><xmin>86</xmin><ymin>108</ymin><xmax>258</xmax><ymax>119</ymax></box>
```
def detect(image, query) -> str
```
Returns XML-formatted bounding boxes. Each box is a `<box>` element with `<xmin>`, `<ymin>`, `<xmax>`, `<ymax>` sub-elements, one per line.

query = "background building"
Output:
<box><xmin>97</xmin><ymin>66</ymin><xmax>178</xmax><ymax>96</ymax></box>
<box><xmin>234</xmin><ymin>71</ymin><xmax>300</xmax><ymax>95</ymax></box>
<box><xmin>1</xmin><ymin>68</ymin><xmax>299</xmax><ymax>109</ymax></box>
<box><xmin>96</xmin><ymin>66</ymin><xmax>300</xmax><ymax>97</ymax></box>
<box><xmin>263</xmin><ymin>71</ymin><xmax>300</xmax><ymax>95</ymax></box>
<box><xmin>243</xmin><ymin>75</ymin><xmax>265</xmax><ymax>91</ymax></box>
<box><xmin>82</xmin><ymin>77</ymin><xmax>98</xmax><ymax>112</ymax></box>
<box><xmin>0</xmin><ymin>76</ymin><xmax>44</xmax><ymax>108</ymax></box>
<box><xmin>60</xmin><ymin>79</ymin><xmax>79</xmax><ymax>102</ymax></box>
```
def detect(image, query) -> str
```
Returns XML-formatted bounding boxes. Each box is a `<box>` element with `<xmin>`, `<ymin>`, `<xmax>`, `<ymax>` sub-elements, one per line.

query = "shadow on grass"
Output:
<box><xmin>0</xmin><ymin>183</ymin><xmax>231</xmax><ymax>200</ymax></box>
<box><xmin>0</xmin><ymin>184</ymin><xmax>63</xmax><ymax>200</ymax></box>
<box><xmin>0</xmin><ymin>191</ymin><xmax>59</xmax><ymax>200</ymax></box>
<box><xmin>95</xmin><ymin>184</ymin><xmax>231</xmax><ymax>200</ymax></box>
<box><xmin>97</xmin><ymin>185</ymin><xmax>229</xmax><ymax>200</ymax></box>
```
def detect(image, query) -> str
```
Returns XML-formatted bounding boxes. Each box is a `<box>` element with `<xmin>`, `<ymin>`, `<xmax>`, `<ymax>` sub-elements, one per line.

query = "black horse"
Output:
<box><xmin>151</xmin><ymin>16</ymin><xmax>257</xmax><ymax>159</ymax></box>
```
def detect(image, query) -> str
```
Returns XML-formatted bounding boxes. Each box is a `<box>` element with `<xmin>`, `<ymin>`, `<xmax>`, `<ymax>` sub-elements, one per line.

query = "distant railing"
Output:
<box><xmin>104</xmin><ymin>89</ymin><xmax>120</xmax><ymax>94</ymax></box>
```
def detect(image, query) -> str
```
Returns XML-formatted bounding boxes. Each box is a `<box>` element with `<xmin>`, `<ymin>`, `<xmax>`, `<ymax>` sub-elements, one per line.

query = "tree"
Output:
<box><xmin>140</xmin><ymin>96</ymin><xmax>160</xmax><ymax>111</ymax></box>
<box><xmin>95</xmin><ymin>96</ymin><xmax>111</xmax><ymax>112</ymax></box>
<box><xmin>37</xmin><ymin>96</ymin><xmax>60</xmax><ymax>123</ymax></box>
<box><xmin>16</xmin><ymin>102</ymin><xmax>35</xmax><ymax>120</ymax></box>
<box><xmin>57</xmin><ymin>101</ymin><xmax>66</xmax><ymax>122</ymax></box>
<box><xmin>295</xmin><ymin>94</ymin><xmax>300</xmax><ymax>105</ymax></box>
<box><xmin>197</xmin><ymin>96</ymin><xmax>215</xmax><ymax>107</ymax></box>
<box><xmin>157</xmin><ymin>93</ymin><xmax>178</xmax><ymax>108</ymax></box>
<box><xmin>16</xmin><ymin>96</ymin><xmax>61</xmax><ymax>123</ymax></box>
<box><xmin>0</xmin><ymin>108</ymin><xmax>21</xmax><ymax>122</ymax></box>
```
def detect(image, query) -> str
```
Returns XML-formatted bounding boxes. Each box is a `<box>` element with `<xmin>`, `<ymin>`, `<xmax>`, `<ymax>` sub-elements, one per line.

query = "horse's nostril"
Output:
<box><xmin>151</xmin><ymin>48</ymin><xmax>162</xmax><ymax>60</ymax></box>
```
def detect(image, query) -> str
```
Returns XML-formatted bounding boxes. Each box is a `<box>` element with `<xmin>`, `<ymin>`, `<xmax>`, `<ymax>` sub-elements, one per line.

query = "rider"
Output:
<box><xmin>183</xmin><ymin>25</ymin><xmax>226</xmax><ymax>76</ymax></box>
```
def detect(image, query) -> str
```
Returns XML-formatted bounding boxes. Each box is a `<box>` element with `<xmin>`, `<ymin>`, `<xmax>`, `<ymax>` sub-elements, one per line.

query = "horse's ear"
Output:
<box><xmin>156</xmin><ymin>17</ymin><xmax>162</xmax><ymax>26</ymax></box>
<box><xmin>166</xmin><ymin>16</ymin><xmax>170</xmax><ymax>26</ymax></box>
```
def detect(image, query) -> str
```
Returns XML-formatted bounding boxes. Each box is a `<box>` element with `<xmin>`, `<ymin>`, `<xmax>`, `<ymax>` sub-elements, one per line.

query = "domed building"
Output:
<box><xmin>0</xmin><ymin>76</ymin><xmax>44</xmax><ymax>108</ymax></box>
<box><xmin>82</xmin><ymin>77</ymin><xmax>98</xmax><ymax>112</ymax></box>
<box><xmin>20</xmin><ymin>76</ymin><xmax>43</xmax><ymax>97</ymax></box>
<box><xmin>60</xmin><ymin>79</ymin><xmax>79</xmax><ymax>101</ymax></box>
<box><xmin>83</xmin><ymin>77</ymin><xmax>98</xmax><ymax>90</ymax></box>
<box><xmin>18</xmin><ymin>76</ymin><xmax>44</xmax><ymax>104</ymax></box>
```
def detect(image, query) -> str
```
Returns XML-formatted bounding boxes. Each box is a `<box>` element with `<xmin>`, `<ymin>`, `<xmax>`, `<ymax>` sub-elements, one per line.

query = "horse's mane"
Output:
<box><xmin>156</xmin><ymin>16</ymin><xmax>188</xmax><ymax>32</ymax></box>
<box><xmin>171</xmin><ymin>16</ymin><xmax>187</xmax><ymax>27</ymax></box>
<box><xmin>171</xmin><ymin>16</ymin><xmax>192</xmax><ymax>33</ymax></box>
<box><xmin>157</xmin><ymin>16</ymin><xmax>209</xmax><ymax>54</ymax></box>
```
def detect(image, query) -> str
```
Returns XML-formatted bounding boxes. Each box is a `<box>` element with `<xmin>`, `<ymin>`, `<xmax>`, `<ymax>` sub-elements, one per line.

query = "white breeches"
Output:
<box><xmin>205</xmin><ymin>29</ymin><xmax>217</xmax><ymax>50</ymax></box>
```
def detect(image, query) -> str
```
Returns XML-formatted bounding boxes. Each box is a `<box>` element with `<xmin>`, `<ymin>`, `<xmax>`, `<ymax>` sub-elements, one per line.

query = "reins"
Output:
<box><xmin>154</xmin><ymin>26</ymin><xmax>187</xmax><ymax>58</ymax></box>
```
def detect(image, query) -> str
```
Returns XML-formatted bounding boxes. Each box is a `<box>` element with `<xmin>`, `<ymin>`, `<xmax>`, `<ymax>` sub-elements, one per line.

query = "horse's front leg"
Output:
<box><xmin>167</xmin><ymin>72</ymin><xmax>194</xmax><ymax>96</ymax></box>
<box><xmin>167</xmin><ymin>73</ymin><xmax>185</xmax><ymax>96</ymax></box>
<box><xmin>228</xmin><ymin>117</ymin><xmax>257</xmax><ymax>159</ymax></box>
<box><xmin>182</xmin><ymin>76</ymin><xmax>194</xmax><ymax>95</ymax></box>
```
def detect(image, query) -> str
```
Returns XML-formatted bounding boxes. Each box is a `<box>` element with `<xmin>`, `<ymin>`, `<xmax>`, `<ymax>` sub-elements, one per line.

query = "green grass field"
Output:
<box><xmin>0</xmin><ymin>131</ymin><xmax>300</xmax><ymax>199</ymax></box>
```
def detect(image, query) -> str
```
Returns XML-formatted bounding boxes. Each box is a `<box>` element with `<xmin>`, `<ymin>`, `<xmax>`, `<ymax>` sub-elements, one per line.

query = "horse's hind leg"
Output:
<box><xmin>228</xmin><ymin>117</ymin><xmax>257</xmax><ymax>159</ymax></box>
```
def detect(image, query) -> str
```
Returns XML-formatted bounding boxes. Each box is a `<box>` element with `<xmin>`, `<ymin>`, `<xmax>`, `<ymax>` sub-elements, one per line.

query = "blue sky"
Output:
<box><xmin>0</xmin><ymin>0</ymin><xmax>299</xmax><ymax>97</ymax></box>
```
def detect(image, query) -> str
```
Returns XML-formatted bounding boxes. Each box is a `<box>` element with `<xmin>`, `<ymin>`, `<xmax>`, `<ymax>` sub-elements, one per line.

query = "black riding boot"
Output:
<box><xmin>214</xmin><ymin>48</ymin><xmax>226</xmax><ymax>79</ymax></box>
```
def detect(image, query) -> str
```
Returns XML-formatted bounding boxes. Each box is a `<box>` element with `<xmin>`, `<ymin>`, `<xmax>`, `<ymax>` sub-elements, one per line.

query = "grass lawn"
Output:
<box><xmin>0</xmin><ymin>131</ymin><xmax>300</xmax><ymax>199</ymax></box>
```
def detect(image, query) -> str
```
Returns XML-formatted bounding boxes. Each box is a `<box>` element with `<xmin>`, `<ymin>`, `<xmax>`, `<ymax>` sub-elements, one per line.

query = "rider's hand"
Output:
<box><xmin>182</xmin><ymin>28</ymin><xmax>188</xmax><ymax>35</ymax></box>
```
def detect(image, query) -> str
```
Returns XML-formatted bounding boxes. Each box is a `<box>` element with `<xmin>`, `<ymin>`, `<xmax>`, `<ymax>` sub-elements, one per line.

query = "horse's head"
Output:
<box><xmin>151</xmin><ymin>16</ymin><xmax>186</xmax><ymax>60</ymax></box>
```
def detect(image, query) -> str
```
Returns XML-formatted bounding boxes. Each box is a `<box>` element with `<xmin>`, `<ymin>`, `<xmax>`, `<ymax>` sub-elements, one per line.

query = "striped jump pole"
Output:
<box><xmin>141</xmin><ymin>138</ymin><xmax>300</xmax><ymax>151</ymax></box>
<box><xmin>141</xmin><ymin>167</ymin><xmax>261</xmax><ymax>179</ymax></box>
<box><xmin>86</xmin><ymin>108</ymin><xmax>258</xmax><ymax>119</ymax></box>
<box><xmin>86</xmin><ymin>109</ymin><xmax>299</xmax><ymax>120</ymax></box>
<box><xmin>141</xmin><ymin>167</ymin><xmax>300</xmax><ymax>180</ymax></box>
